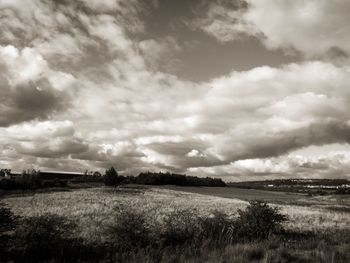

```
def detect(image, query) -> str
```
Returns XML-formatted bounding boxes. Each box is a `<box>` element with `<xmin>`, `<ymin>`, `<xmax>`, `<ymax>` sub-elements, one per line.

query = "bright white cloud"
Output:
<box><xmin>2</xmin><ymin>120</ymin><xmax>75</xmax><ymax>140</ymax></box>
<box><xmin>244</xmin><ymin>0</ymin><xmax>350</xmax><ymax>58</ymax></box>
<box><xmin>0</xmin><ymin>46</ymin><xmax>48</xmax><ymax>85</ymax></box>
<box><xmin>194</xmin><ymin>0</ymin><xmax>350</xmax><ymax>60</ymax></box>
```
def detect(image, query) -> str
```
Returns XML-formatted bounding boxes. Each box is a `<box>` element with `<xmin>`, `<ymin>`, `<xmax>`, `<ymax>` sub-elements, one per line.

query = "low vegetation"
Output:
<box><xmin>0</xmin><ymin>200</ymin><xmax>317</xmax><ymax>262</ymax></box>
<box><xmin>2</xmin><ymin>185</ymin><xmax>350</xmax><ymax>263</ymax></box>
<box><xmin>1</xmin><ymin>171</ymin><xmax>349</xmax><ymax>262</ymax></box>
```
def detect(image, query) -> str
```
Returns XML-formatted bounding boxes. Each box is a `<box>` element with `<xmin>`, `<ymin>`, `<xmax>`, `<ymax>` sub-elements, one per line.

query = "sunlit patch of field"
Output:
<box><xmin>2</xmin><ymin>186</ymin><xmax>350</xmax><ymax>242</ymax></box>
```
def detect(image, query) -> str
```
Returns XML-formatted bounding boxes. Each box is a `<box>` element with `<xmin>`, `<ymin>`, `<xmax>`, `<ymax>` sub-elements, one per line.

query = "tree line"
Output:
<box><xmin>0</xmin><ymin>167</ymin><xmax>226</xmax><ymax>190</ymax></box>
<box><xmin>104</xmin><ymin>167</ymin><xmax>226</xmax><ymax>187</ymax></box>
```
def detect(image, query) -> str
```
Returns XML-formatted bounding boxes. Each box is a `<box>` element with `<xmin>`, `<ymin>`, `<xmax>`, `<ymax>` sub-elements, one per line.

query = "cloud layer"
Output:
<box><xmin>0</xmin><ymin>0</ymin><xmax>349</xmax><ymax>180</ymax></box>
<box><xmin>193</xmin><ymin>0</ymin><xmax>350</xmax><ymax>60</ymax></box>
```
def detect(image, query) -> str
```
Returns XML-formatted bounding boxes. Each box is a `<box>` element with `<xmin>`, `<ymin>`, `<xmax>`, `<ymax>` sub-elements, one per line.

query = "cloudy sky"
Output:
<box><xmin>1</xmin><ymin>0</ymin><xmax>350</xmax><ymax>181</ymax></box>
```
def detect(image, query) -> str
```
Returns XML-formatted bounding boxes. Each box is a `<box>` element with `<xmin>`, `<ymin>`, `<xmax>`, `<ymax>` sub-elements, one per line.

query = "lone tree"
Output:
<box><xmin>104</xmin><ymin>166</ymin><xmax>122</xmax><ymax>186</ymax></box>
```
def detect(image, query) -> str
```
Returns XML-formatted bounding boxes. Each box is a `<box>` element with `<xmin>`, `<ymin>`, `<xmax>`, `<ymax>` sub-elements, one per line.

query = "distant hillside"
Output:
<box><xmin>228</xmin><ymin>179</ymin><xmax>350</xmax><ymax>194</ymax></box>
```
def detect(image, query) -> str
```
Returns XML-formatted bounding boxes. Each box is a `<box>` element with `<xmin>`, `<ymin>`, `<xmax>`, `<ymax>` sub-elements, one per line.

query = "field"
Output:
<box><xmin>162</xmin><ymin>185</ymin><xmax>350</xmax><ymax>212</ymax></box>
<box><xmin>1</xmin><ymin>185</ymin><xmax>350</xmax><ymax>262</ymax></box>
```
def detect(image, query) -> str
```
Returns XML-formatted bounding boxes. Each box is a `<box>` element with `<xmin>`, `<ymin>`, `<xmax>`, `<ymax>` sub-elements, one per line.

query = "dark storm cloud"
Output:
<box><xmin>142</xmin><ymin>0</ymin><xmax>298</xmax><ymax>81</ymax></box>
<box><xmin>221</xmin><ymin>121</ymin><xmax>350</xmax><ymax>162</ymax></box>
<box><xmin>66</xmin><ymin>139</ymin><xmax>154</xmax><ymax>172</ymax></box>
<box><xmin>0</xmin><ymin>80</ymin><xmax>68</xmax><ymax>127</ymax></box>
<box><xmin>0</xmin><ymin>44</ymin><xmax>73</xmax><ymax>127</ymax></box>
<box><xmin>16</xmin><ymin>138</ymin><xmax>89</xmax><ymax>158</ymax></box>
<box><xmin>143</xmin><ymin>139</ymin><xmax>224</xmax><ymax>170</ymax></box>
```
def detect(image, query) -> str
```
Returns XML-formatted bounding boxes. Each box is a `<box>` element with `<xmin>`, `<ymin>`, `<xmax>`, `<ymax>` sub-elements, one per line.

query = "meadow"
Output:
<box><xmin>1</xmin><ymin>185</ymin><xmax>350</xmax><ymax>262</ymax></box>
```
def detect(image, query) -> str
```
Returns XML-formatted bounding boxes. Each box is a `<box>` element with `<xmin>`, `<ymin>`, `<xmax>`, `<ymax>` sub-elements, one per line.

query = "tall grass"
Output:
<box><xmin>2</xmin><ymin>199</ymin><xmax>349</xmax><ymax>263</ymax></box>
<box><xmin>2</xmin><ymin>187</ymin><xmax>350</xmax><ymax>262</ymax></box>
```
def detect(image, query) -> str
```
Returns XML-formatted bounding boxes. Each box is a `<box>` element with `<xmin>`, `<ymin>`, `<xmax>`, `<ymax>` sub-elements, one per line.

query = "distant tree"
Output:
<box><xmin>19</xmin><ymin>169</ymin><xmax>42</xmax><ymax>189</ymax></box>
<box><xmin>0</xmin><ymin>169</ymin><xmax>11</xmax><ymax>177</ymax></box>
<box><xmin>104</xmin><ymin>167</ymin><xmax>122</xmax><ymax>186</ymax></box>
<box><xmin>93</xmin><ymin>171</ymin><xmax>102</xmax><ymax>177</ymax></box>
<box><xmin>135</xmin><ymin>172</ymin><xmax>226</xmax><ymax>187</ymax></box>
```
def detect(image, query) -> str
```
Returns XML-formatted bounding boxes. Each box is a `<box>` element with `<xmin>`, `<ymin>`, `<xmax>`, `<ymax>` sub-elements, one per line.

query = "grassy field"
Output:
<box><xmin>162</xmin><ymin>185</ymin><xmax>350</xmax><ymax>210</ymax></box>
<box><xmin>2</xmin><ymin>185</ymin><xmax>350</xmax><ymax>262</ymax></box>
<box><xmin>3</xmin><ymin>185</ymin><xmax>350</xmax><ymax>236</ymax></box>
<box><xmin>2</xmin><ymin>186</ymin><xmax>246</xmax><ymax>242</ymax></box>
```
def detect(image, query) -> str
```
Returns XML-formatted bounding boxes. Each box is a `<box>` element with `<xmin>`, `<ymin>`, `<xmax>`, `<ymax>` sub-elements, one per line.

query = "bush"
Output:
<box><xmin>106</xmin><ymin>202</ymin><xmax>289</xmax><ymax>254</ymax></box>
<box><xmin>42</xmin><ymin>178</ymin><xmax>68</xmax><ymax>188</ymax></box>
<box><xmin>199</xmin><ymin>210</ymin><xmax>235</xmax><ymax>245</ymax></box>
<box><xmin>1</xmin><ymin>213</ymin><xmax>107</xmax><ymax>262</ymax></box>
<box><xmin>160</xmin><ymin>209</ymin><xmax>201</xmax><ymax>246</ymax></box>
<box><xmin>10</xmin><ymin>214</ymin><xmax>77</xmax><ymax>262</ymax></box>
<box><xmin>0</xmin><ymin>203</ymin><xmax>17</xmax><ymax>233</ymax></box>
<box><xmin>0</xmin><ymin>203</ymin><xmax>18</xmax><ymax>260</ymax></box>
<box><xmin>0</xmin><ymin>170</ymin><xmax>43</xmax><ymax>190</ymax></box>
<box><xmin>0</xmin><ymin>169</ymin><xmax>11</xmax><ymax>177</ymax></box>
<box><xmin>70</xmin><ymin>175</ymin><xmax>104</xmax><ymax>183</ymax></box>
<box><xmin>18</xmin><ymin>169</ymin><xmax>43</xmax><ymax>189</ymax></box>
<box><xmin>233</xmin><ymin>200</ymin><xmax>288</xmax><ymax>241</ymax></box>
<box><xmin>108</xmin><ymin>209</ymin><xmax>151</xmax><ymax>249</ymax></box>
<box><xmin>0</xmin><ymin>178</ymin><xmax>24</xmax><ymax>190</ymax></box>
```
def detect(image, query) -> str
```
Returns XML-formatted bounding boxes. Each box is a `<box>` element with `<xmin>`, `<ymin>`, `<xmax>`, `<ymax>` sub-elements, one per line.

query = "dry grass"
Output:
<box><xmin>2</xmin><ymin>186</ymin><xmax>349</xmax><ymax>243</ymax></box>
<box><xmin>2</xmin><ymin>186</ymin><xmax>350</xmax><ymax>262</ymax></box>
<box><xmin>2</xmin><ymin>187</ymin><xmax>244</xmax><ymax>242</ymax></box>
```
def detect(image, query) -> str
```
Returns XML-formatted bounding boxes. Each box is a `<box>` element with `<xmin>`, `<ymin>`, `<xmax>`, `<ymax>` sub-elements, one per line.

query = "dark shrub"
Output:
<box><xmin>11</xmin><ymin>214</ymin><xmax>77</xmax><ymax>262</ymax></box>
<box><xmin>0</xmin><ymin>204</ymin><xmax>18</xmax><ymax>260</ymax></box>
<box><xmin>160</xmin><ymin>209</ymin><xmax>201</xmax><ymax>246</ymax></box>
<box><xmin>199</xmin><ymin>210</ymin><xmax>235</xmax><ymax>245</ymax></box>
<box><xmin>0</xmin><ymin>170</ymin><xmax>71</xmax><ymax>190</ymax></box>
<box><xmin>0</xmin><ymin>203</ymin><xmax>17</xmax><ymax>233</ymax></box>
<box><xmin>9</xmin><ymin>214</ymin><xmax>107</xmax><ymax>262</ymax></box>
<box><xmin>234</xmin><ymin>200</ymin><xmax>288</xmax><ymax>241</ymax></box>
<box><xmin>0</xmin><ymin>169</ymin><xmax>11</xmax><ymax>177</ymax></box>
<box><xmin>0</xmin><ymin>170</ymin><xmax>42</xmax><ymax>190</ymax></box>
<box><xmin>108</xmin><ymin>209</ymin><xmax>151</xmax><ymax>249</ymax></box>
<box><xmin>0</xmin><ymin>178</ymin><xmax>24</xmax><ymax>190</ymax></box>
<box><xmin>267</xmin><ymin>247</ymin><xmax>303</xmax><ymax>263</ymax></box>
<box><xmin>244</xmin><ymin>246</ymin><xmax>265</xmax><ymax>261</ymax></box>
<box><xmin>42</xmin><ymin>178</ymin><xmax>68</xmax><ymax>188</ymax></box>
<box><xmin>70</xmin><ymin>174</ymin><xmax>104</xmax><ymax>183</ymax></box>
<box><xmin>104</xmin><ymin>166</ymin><xmax>123</xmax><ymax>186</ymax></box>
<box><xmin>18</xmin><ymin>169</ymin><xmax>42</xmax><ymax>189</ymax></box>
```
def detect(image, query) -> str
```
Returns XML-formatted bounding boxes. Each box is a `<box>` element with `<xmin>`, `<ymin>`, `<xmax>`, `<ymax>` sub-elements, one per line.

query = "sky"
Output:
<box><xmin>0</xmin><ymin>0</ymin><xmax>350</xmax><ymax>181</ymax></box>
